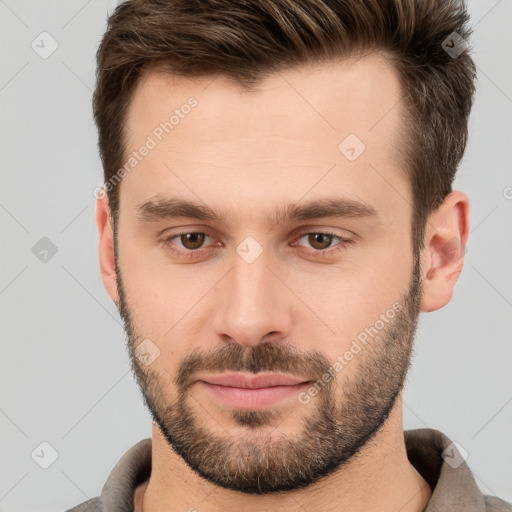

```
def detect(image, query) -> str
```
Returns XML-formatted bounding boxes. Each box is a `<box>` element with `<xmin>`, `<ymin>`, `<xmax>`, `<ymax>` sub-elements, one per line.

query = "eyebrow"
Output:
<box><xmin>135</xmin><ymin>195</ymin><xmax>382</xmax><ymax>226</ymax></box>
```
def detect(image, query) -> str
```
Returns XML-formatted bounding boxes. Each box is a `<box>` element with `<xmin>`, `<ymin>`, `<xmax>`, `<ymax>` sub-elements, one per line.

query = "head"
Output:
<box><xmin>95</xmin><ymin>0</ymin><xmax>475</xmax><ymax>495</ymax></box>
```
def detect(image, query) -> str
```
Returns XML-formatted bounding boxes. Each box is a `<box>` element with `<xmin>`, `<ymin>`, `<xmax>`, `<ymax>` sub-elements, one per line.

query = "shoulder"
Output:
<box><xmin>65</xmin><ymin>496</ymin><xmax>102</xmax><ymax>511</ymax></box>
<box><xmin>404</xmin><ymin>428</ymin><xmax>511</xmax><ymax>511</ymax></box>
<box><xmin>64</xmin><ymin>438</ymin><xmax>151</xmax><ymax>512</ymax></box>
<box><xmin>484</xmin><ymin>495</ymin><xmax>512</xmax><ymax>511</ymax></box>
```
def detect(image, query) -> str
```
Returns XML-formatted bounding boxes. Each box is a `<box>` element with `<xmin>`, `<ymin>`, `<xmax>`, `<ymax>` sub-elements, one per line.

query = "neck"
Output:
<box><xmin>142</xmin><ymin>397</ymin><xmax>431</xmax><ymax>512</ymax></box>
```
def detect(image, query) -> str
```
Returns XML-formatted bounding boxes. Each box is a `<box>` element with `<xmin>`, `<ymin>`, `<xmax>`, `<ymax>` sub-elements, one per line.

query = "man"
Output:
<box><xmin>68</xmin><ymin>0</ymin><xmax>511</xmax><ymax>511</ymax></box>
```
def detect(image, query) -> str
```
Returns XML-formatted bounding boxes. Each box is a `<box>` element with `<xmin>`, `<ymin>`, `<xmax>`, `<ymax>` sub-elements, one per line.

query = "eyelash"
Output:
<box><xmin>161</xmin><ymin>229</ymin><xmax>354</xmax><ymax>259</ymax></box>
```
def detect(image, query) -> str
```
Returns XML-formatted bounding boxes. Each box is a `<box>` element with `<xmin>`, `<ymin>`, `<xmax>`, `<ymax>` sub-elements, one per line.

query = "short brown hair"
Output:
<box><xmin>93</xmin><ymin>0</ymin><xmax>476</xmax><ymax>255</ymax></box>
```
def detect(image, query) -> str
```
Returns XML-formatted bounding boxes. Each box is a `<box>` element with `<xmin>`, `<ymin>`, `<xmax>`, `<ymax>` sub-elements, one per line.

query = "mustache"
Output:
<box><xmin>175</xmin><ymin>341</ymin><xmax>333</xmax><ymax>393</ymax></box>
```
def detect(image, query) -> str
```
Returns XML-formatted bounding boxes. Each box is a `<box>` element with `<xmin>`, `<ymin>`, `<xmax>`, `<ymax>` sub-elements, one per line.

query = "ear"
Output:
<box><xmin>96</xmin><ymin>193</ymin><xmax>119</xmax><ymax>305</ymax></box>
<box><xmin>420</xmin><ymin>190</ymin><xmax>470</xmax><ymax>313</ymax></box>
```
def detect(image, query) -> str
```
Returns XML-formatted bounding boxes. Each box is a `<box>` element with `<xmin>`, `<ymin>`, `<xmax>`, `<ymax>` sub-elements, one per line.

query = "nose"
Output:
<box><xmin>211</xmin><ymin>246</ymin><xmax>294</xmax><ymax>348</ymax></box>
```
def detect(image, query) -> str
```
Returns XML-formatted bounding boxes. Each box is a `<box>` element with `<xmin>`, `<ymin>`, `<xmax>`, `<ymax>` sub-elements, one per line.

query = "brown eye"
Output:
<box><xmin>179</xmin><ymin>233</ymin><xmax>206</xmax><ymax>250</ymax></box>
<box><xmin>161</xmin><ymin>230</ymin><xmax>218</xmax><ymax>259</ymax></box>
<box><xmin>292</xmin><ymin>231</ymin><xmax>353</xmax><ymax>256</ymax></box>
<box><xmin>306</xmin><ymin>233</ymin><xmax>335</xmax><ymax>250</ymax></box>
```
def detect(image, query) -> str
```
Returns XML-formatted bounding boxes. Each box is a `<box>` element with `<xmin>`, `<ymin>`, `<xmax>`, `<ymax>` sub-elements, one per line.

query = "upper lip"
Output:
<box><xmin>198</xmin><ymin>372</ymin><xmax>311</xmax><ymax>389</ymax></box>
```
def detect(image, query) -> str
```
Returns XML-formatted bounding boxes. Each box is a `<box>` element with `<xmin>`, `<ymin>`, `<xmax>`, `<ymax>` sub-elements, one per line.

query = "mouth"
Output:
<box><xmin>196</xmin><ymin>372</ymin><xmax>313</xmax><ymax>410</ymax></box>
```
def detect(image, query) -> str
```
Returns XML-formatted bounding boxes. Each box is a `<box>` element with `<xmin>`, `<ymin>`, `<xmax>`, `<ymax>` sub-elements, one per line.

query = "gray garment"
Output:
<box><xmin>66</xmin><ymin>428</ymin><xmax>511</xmax><ymax>511</ymax></box>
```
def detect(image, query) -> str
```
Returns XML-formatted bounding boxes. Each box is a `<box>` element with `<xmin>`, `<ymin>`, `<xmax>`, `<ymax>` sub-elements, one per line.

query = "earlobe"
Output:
<box><xmin>96</xmin><ymin>194</ymin><xmax>119</xmax><ymax>305</ymax></box>
<box><xmin>420</xmin><ymin>190</ymin><xmax>470</xmax><ymax>313</ymax></box>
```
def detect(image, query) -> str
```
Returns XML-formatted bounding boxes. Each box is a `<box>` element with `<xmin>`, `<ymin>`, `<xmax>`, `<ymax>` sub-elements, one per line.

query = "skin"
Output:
<box><xmin>96</xmin><ymin>52</ymin><xmax>469</xmax><ymax>512</ymax></box>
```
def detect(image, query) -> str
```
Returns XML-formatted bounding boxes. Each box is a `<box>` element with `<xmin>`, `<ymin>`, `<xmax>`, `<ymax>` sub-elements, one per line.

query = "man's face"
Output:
<box><xmin>111</xmin><ymin>54</ymin><xmax>422</xmax><ymax>493</ymax></box>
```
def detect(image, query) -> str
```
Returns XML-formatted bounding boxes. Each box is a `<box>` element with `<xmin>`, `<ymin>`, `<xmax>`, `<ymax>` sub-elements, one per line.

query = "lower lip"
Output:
<box><xmin>198</xmin><ymin>381</ymin><xmax>312</xmax><ymax>410</ymax></box>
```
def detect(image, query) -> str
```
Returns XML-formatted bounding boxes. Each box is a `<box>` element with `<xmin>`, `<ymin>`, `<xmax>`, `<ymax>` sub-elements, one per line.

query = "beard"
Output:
<box><xmin>114</xmin><ymin>241</ymin><xmax>422</xmax><ymax>495</ymax></box>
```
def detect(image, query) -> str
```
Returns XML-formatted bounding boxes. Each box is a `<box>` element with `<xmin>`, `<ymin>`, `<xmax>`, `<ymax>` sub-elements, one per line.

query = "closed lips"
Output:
<box><xmin>198</xmin><ymin>373</ymin><xmax>311</xmax><ymax>389</ymax></box>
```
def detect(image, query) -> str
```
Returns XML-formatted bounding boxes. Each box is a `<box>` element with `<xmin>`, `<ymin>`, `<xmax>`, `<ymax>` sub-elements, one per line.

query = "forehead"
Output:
<box><xmin>120</xmin><ymin>53</ymin><xmax>408</xmax><ymax>221</ymax></box>
<box><xmin>126</xmin><ymin>52</ymin><xmax>403</xmax><ymax>140</ymax></box>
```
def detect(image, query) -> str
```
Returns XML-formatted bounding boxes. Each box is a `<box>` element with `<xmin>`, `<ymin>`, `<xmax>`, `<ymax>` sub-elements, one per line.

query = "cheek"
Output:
<box><xmin>118</xmin><ymin>237</ymin><xmax>207</xmax><ymax>322</ymax></box>
<box><xmin>119</xmin><ymin>257</ymin><xmax>219</xmax><ymax>382</ymax></box>
<box><xmin>289</xmin><ymin>243</ymin><xmax>411</xmax><ymax>350</ymax></box>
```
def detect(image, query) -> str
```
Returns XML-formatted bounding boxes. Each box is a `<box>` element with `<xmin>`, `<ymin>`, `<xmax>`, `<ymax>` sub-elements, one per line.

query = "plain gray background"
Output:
<box><xmin>1</xmin><ymin>0</ymin><xmax>511</xmax><ymax>510</ymax></box>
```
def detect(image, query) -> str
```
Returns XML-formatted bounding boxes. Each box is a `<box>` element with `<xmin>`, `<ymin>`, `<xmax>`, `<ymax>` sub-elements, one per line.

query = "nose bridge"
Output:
<box><xmin>212</xmin><ymin>243</ymin><xmax>292</xmax><ymax>347</ymax></box>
